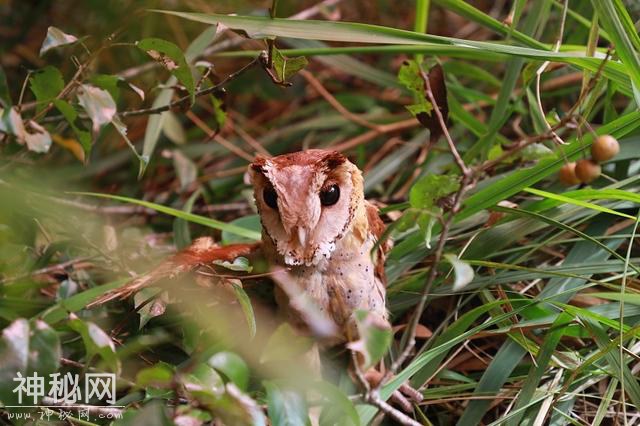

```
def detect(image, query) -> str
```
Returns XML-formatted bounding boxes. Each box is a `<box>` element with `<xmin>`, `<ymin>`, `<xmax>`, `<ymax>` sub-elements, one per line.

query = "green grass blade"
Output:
<box><xmin>74</xmin><ymin>192</ymin><xmax>262</xmax><ymax>240</ymax></box>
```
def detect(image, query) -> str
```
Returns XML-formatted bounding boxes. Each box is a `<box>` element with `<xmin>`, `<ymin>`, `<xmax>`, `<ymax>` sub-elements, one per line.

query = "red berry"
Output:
<box><xmin>591</xmin><ymin>135</ymin><xmax>620</xmax><ymax>162</ymax></box>
<box><xmin>575</xmin><ymin>159</ymin><xmax>601</xmax><ymax>183</ymax></box>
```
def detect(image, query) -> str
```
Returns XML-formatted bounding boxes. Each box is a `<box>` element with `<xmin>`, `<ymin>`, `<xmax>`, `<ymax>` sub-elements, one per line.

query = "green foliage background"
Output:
<box><xmin>1</xmin><ymin>0</ymin><xmax>640</xmax><ymax>424</ymax></box>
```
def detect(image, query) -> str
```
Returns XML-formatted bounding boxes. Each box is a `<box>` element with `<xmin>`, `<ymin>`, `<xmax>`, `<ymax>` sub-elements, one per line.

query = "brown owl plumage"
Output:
<box><xmin>92</xmin><ymin>149</ymin><xmax>390</xmax><ymax>343</ymax></box>
<box><xmin>89</xmin><ymin>149</ymin><xmax>422</xmax><ymax>411</ymax></box>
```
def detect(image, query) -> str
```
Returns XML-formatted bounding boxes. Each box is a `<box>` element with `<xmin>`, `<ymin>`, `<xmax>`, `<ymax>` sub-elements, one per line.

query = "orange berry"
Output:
<box><xmin>591</xmin><ymin>135</ymin><xmax>620</xmax><ymax>162</ymax></box>
<box><xmin>575</xmin><ymin>159</ymin><xmax>601</xmax><ymax>183</ymax></box>
<box><xmin>559</xmin><ymin>162</ymin><xmax>580</xmax><ymax>186</ymax></box>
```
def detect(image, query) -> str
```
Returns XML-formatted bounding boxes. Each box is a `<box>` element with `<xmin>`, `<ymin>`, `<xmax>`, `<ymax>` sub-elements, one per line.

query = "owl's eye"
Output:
<box><xmin>320</xmin><ymin>184</ymin><xmax>340</xmax><ymax>206</ymax></box>
<box><xmin>263</xmin><ymin>187</ymin><xmax>279</xmax><ymax>209</ymax></box>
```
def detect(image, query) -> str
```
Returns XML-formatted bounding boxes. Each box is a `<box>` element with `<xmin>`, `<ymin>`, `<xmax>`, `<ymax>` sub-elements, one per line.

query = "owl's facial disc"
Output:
<box><xmin>249</xmin><ymin>150</ymin><xmax>360</xmax><ymax>266</ymax></box>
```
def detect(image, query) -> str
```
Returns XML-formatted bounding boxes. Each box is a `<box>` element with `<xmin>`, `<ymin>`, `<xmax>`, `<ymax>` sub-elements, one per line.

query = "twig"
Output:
<box><xmin>382</xmin><ymin>63</ymin><xmax>474</xmax><ymax>380</ymax></box>
<box><xmin>119</xmin><ymin>57</ymin><xmax>260</xmax><ymax>118</ymax></box>
<box><xmin>1</xmin><ymin>257</ymin><xmax>93</xmax><ymax>284</ymax></box>
<box><xmin>299</xmin><ymin>69</ymin><xmax>381</xmax><ymax>130</ymax></box>
<box><xmin>185</xmin><ymin>110</ymin><xmax>254</xmax><ymax>162</ymax></box>
<box><xmin>367</xmin><ymin>392</ymin><xmax>421</xmax><ymax>426</ymax></box>
<box><xmin>330</xmin><ymin>118</ymin><xmax>419</xmax><ymax>152</ymax></box>
<box><xmin>419</xmin><ymin>67</ymin><xmax>470</xmax><ymax>177</ymax></box>
<box><xmin>39</xmin><ymin>57</ymin><xmax>261</xmax><ymax>124</ymax></box>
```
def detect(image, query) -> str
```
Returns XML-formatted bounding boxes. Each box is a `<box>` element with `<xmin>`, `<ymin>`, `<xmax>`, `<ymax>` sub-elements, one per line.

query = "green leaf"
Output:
<box><xmin>209</xmin><ymin>351</ymin><xmax>250</xmax><ymax>390</ymax></box>
<box><xmin>444</xmin><ymin>254</ymin><xmax>474</xmax><ymax>291</ymax></box>
<box><xmin>75</xmin><ymin>192</ymin><xmax>261</xmax><ymax>240</ymax></box>
<box><xmin>53</xmin><ymin>99</ymin><xmax>92</xmax><ymax>156</ymax></box>
<box><xmin>139</xmin><ymin>25</ymin><xmax>216</xmax><ymax>177</ymax></box>
<box><xmin>222</xmin><ymin>215</ymin><xmax>262</xmax><ymax>245</ymax></box>
<box><xmin>272</xmin><ymin>47</ymin><xmax>308</xmax><ymax>82</ymax></box>
<box><xmin>591</xmin><ymin>0</ymin><xmax>640</xmax><ymax>103</ymax></box>
<box><xmin>592</xmin><ymin>292</ymin><xmax>640</xmax><ymax>305</ymax></box>
<box><xmin>261</xmin><ymin>323</ymin><xmax>314</xmax><ymax>364</ymax></box>
<box><xmin>230</xmin><ymin>281</ymin><xmax>257</xmax><ymax>339</ymax></box>
<box><xmin>409</xmin><ymin>174</ymin><xmax>460</xmax><ymax>210</ymax></box>
<box><xmin>173</xmin><ymin>189</ymin><xmax>200</xmax><ymax>249</ymax></box>
<box><xmin>523</xmin><ymin>187</ymin><xmax>637</xmax><ymax>220</ymax></box>
<box><xmin>39</xmin><ymin>26</ymin><xmax>79</xmax><ymax>56</ymax></box>
<box><xmin>313</xmin><ymin>381</ymin><xmax>359</xmax><ymax>426</ymax></box>
<box><xmin>346</xmin><ymin>310</ymin><xmax>392</xmax><ymax>369</ymax></box>
<box><xmin>91</xmin><ymin>74</ymin><xmax>145</xmax><ymax>103</ymax></box>
<box><xmin>398</xmin><ymin>59</ymin><xmax>425</xmax><ymax>93</ymax></box>
<box><xmin>68</xmin><ymin>317</ymin><xmax>120</xmax><ymax>374</ymax></box>
<box><xmin>30</xmin><ymin>66</ymin><xmax>64</xmax><ymax>111</ymax></box>
<box><xmin>211</xmin><ymin>94</ymin><xmax>227</xmax><ymax>130</ymax></box>
<box><xmin>136</xmin><ymin>362</ymin><xmax>175</xmax><ymax>388</ymax></box>
<box><xmin>214</xmin><ymin>257</ymin><xmax>253</xmax><ymax>272</ymax></box>
<box><xmin>264</xmin><ymin>381</ymin><xmax>308</xmax><ymax>426</ymax></box>
<box><xmin>137</xmin><ymin>37</ymin><xmax>195</xmax><ymax>104</ymax></box>
<box><xmin>0</xmin><ymin>319</ymin><xmax>61</xmax><ymax>405</ymax></box>
<box><xmin>134</xmin><ymin>288</ymin><xmax>167</xmax><ymax>329</ymax></box>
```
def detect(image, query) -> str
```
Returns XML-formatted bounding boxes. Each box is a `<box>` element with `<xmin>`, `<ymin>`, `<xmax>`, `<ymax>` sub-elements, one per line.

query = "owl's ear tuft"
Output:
<box><xmin>323</xmin><ymin>151</ymin><xmax>347</xmax><ymax>170</ymax></box>
<box><xmin>250</xmin><ymin>156</ymin><xmax>267</xmax><ymax>174</ymax></box>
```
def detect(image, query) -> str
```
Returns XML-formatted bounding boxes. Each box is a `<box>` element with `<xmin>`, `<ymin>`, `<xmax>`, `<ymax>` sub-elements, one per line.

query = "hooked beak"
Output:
<box><xmin>297</xmin><ymin>226</ymin><xmax>307</xmax><ymax>247</ymax></box>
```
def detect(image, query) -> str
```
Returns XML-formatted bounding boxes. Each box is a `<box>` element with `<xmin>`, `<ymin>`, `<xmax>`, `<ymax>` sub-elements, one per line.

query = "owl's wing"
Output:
<box><xmin>365</xmin><ymin>201</ymin><xmax>392</xmax><ymax>286</ymax></box>
<box><xmin>87</xmin><ymin>237</ymin><xmax>261</xmax><ymax>307</ymax></box>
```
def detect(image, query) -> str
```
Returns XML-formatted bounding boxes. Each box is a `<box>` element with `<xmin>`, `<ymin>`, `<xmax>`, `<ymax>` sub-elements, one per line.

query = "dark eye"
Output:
<box><xmin>263</xmin><ymin>187</ymin><xmax>278</xmax><ymax>209</ymax></box>
<box><xmin>320</xmin><ymin>184</ymin><xmax>340</xmax><ymax>206</ymax></box>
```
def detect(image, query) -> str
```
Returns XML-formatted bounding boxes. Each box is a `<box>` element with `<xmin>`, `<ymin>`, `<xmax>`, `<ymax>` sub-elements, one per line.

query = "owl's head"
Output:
<box><xmin>249</xmin><ymin>150</ymin><xmax>364</xmax><ymax>266</ymax></box>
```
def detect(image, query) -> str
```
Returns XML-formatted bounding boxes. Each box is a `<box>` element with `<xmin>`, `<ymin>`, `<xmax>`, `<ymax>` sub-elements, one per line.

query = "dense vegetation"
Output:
<box><xmin>1</xmin><ymin>1</ymin><xmax>640</xmax><ymax>424</ymax></box>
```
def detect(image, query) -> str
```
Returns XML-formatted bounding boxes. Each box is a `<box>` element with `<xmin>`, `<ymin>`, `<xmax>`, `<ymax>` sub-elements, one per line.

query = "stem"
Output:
<box><xmin>413</xmin><ymin>0</ymin><xmax>430</xmax><ymax>63</ymax></box>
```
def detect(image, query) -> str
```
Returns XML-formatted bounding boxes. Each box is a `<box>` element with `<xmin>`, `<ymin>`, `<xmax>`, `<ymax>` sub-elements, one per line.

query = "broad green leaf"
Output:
<box><xmin>346</xmin><ymin>310</ymin><xmax>391</xmax><ymax>369</ymax></box>
<box><xmin>209</xmin><ymin>351</ymin><xmax>250</xmax><ymax>390</ymax></box>
<box><xmin>214</xmin><ymin>257</ymin><xmax>253</xmax><ymax>272</ymax></box>
<box><xmin>313</xmin><ymin>380</ymin><xmax>359</xmax><ymax>426</ymax></box>
<box><xmin>134</xmin><ymin>288</ymin><xmax>166</xmax><ymax>329</ymax></box>
<box><xmin>137</xmin><ymin>38</ymin><xmax>195</xmax><ymax>104</ymax></box>
<box><xmin>91</xmin><ymin>74</ymin><xmax>145</xmax><ymax>102</ymax></box>
<box><xmin>0</xmin><ymin>319</ymin><xmax>61</xmax><ymax>405</ymax></box>
<box><xmin>272</xmin><ymin>47</ymin><xmax>308</xmax><ymax>82</ymax></box>
<box><xmin>39</xmin><ymin>26</ymin><xmax>79</xmax><ymax>56</ymax></box>
<box><xmin>410</xmin><ymin>174</ymin><xmax>460</xmax><ymax>210</ymax></box>
<box><xmin>136</xmin><ymin>363</ymin><xmax>175</xmax><ymax>388</ymax></box>
<box><xmin>30</xmin><ymin>65</ymin><xmax>64</xmax><ymax>110</ymax></box>
<box><xmin>222</xmin><ymin>215</ymin><xmax>262</xmax><ymax>244</ymax></box>
<box><xmin>68</xmin><ymin>317</ymin><xmax>120</xmax><ymax>374</ymax></box>
<box><xmin>260</xmin><ymin>323</ymin><xmax>314</xmax><ymax>364</ymax></box>
<box><xmin>53</xmin><ymin>99</ymin><xmax>92</xmax><ymax>156</ymax></box>
<box><xmin>264</xmin><ymin>381</ymin><xmax>308</xmax><ymax>426</ymax></box>
<box><xmin>140</xmin><ymin>25</ymin><xmax>217</xmax><ymax>176</ymax></box>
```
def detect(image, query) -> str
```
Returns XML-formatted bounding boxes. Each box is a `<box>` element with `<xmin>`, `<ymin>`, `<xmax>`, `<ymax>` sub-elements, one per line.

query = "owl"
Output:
<box><xmin>93</xmin><ymin>149</ymin><xmax>389</xmax><ymax>341</ymax></box>
<box><xmin>89</xmin><ymin>150</ymin><xmax>419</xmax><ymax>409</ymax></box>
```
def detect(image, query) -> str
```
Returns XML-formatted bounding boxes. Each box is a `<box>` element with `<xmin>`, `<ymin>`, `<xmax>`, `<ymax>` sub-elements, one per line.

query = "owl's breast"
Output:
<box><xmin>275</xmin><ymin>232</ymin><xmax>387</xmax><ymax>342</ymax></box>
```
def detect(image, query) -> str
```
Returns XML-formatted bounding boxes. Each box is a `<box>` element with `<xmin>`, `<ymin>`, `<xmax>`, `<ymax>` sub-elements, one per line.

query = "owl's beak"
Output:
<box><xmin>296</xmin><ymin>226</ymin><xmax>307</xmax><ymax>247</ymax></box>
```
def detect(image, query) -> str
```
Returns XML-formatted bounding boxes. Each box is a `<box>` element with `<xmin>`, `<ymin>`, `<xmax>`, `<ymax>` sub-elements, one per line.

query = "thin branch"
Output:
<box><xmin>299</xmin><ymin>69</ymin><xmax>381</xmax><ymax>130</ymax></box>
<box><xmin>118</xmin><ymin>57</ymin><xmax>260</xmax><ymax>118</ymax></box>
<box><xmin>382</xmin><ymin>63</ymin><xmax>474</xmax><ymax>382</ymax></box>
